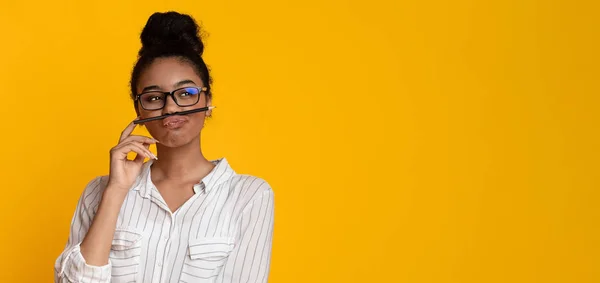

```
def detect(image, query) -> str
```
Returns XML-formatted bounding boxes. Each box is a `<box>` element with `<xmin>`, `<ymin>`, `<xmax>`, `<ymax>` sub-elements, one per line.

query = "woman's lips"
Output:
<box><xmin>163</xmin><ymin>116</ymin><xmax>188</xmax><ymax>129</ymax></box>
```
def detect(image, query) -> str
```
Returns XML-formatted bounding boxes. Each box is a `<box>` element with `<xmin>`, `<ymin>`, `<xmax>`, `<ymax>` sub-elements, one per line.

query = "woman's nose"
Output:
<box><xmin>162</xmin><ymin>94</ymin><xmax>181</xmax><ymax>114</ymax></box>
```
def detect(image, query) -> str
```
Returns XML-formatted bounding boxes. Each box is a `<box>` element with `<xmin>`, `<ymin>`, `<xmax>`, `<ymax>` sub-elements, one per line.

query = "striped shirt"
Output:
<box><xmin>55</xmin><ymin>158</ymin><xmax>274</xmax><ymax>283</ymax></box>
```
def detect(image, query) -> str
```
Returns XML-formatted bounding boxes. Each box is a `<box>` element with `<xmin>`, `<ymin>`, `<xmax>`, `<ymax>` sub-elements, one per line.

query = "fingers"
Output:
<box><xmin>115</xmin><ymin>117</ymin><xmax>159</xmax><ymax>161</ymax></box>
<box><xmin>111</xmin><ymin>141</ymin><xmax>157</xmax><ymax>160</ymax></box>
<box><xmin>119</xmin><ymin>118</ymin><xmax>138</xmax><ymax>142</ymax></box>
<box><xmin>121</xmin><ymin>135</ymin><xmax>159</xmax><ymax>146</ymax></box>
<box><xmin>126</xmin><ymin>142</ymin><xmax>157</xmax><ymax>160</ymax></box>
<box><xmin>133</xmin><ymin>152</ymin><xmax>146</xmax><ymax>164</ymax></box>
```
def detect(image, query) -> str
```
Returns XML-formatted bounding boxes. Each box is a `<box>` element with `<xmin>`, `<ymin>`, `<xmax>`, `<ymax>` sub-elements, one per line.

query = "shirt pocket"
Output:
<box><xmin>109</xmin><ymin>228</ymin><xmax>143</xmax><ymax>283</ymax></box>
<box><xmin>180</xmin><ymin>237</ymin><xmax>235</xmax><ymax>283</ymax></box>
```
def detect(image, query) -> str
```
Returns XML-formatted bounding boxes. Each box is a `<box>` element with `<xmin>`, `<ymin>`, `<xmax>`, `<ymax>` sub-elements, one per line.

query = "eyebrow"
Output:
<box><xmin>174</xmin><ymin>79</ymin><xmax>198</xmax><ymax>88</ymax></box>
<box><xmin>140</xmin><ymin>80</ymin><xmax>199</xmax><ymax>93</ymax></box>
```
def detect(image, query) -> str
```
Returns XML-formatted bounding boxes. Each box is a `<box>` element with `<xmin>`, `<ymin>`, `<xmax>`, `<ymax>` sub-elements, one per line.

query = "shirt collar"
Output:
<box><xmin>132</xmin><ymin>157</ymin><xmax>235</xmax><ymax>197</ymax></box>
<box><xmin>201</xmin><ymin>158</ymin><xmax>235</xmax><ymax>193</ymax></box>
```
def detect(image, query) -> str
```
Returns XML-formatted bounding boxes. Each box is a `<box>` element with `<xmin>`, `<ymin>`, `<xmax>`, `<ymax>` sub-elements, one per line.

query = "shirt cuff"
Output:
<box><xmin>60</xmin><ymin>244</ymin><xmax>112</xmax><ymax>283</ymax></box>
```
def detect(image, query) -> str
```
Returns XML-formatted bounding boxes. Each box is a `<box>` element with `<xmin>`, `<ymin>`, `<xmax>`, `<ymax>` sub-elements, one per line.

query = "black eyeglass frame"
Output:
<box><xmin>134</xmin><ymin>86</ymin><xmax>208</xmax><ymax>110</ymax></box>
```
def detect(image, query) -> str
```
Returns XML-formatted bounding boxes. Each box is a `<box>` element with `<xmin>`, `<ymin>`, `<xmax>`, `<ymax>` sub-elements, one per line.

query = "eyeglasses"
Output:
<box><xmin>135</xmin><ymin>86</ymin><xmax>207</xmax><ymax>110</ymax></box>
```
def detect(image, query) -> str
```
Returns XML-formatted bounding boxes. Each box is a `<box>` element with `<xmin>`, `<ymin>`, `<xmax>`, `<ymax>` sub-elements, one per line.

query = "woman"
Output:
<box><xmin>55</xmin><ymin>11</ymin><xmax>274</xmax><ymax>283</ymax></box>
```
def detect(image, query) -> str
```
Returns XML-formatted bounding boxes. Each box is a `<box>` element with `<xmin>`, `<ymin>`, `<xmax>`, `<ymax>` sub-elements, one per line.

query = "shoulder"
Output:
<box><xmin>228</xmin><ymin>174</ymin><xmax>274</xmax><ymax>208</ymax></box>
<box><xmin>80</xmin><ymin>175</ymin><xmax>109</xmax><ymax>208</ymax></box>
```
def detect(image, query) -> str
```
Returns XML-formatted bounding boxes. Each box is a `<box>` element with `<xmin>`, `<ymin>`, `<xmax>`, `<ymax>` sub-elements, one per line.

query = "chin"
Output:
<box><xmin>159</xmin><ymin>137</ymin><xmax>193</xmax><ymax>147</ymax></box>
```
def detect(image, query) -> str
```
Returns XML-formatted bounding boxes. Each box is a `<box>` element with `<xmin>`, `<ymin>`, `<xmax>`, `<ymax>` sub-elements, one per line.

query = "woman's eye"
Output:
<box><xmin>178</xmin><ymin>88</ymin><xmax>200</xmax><ymax>97</ymax></box>
<box><xmin>179</xmin><ymin>91</ymin><xmax>198</xmax><ymax>98</ymax></box>
<box><xmin>146</xmin><ymin>95</ymin><xmax>162</xmax><ymax>102</ymax></box>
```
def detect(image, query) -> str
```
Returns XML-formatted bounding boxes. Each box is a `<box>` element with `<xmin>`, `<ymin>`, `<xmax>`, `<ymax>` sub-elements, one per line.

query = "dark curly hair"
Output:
<box><xmin>130</xmin><ymin>11</ymin><xmax>212</xmax><ymax>109</ymax></box>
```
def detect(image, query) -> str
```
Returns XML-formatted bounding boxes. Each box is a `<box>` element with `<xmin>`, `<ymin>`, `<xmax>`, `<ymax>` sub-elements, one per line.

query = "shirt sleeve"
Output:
<box><xmin>54</xmin><ymin>177</ymin><xmax>112</xmax><ymax>283</ymax></box>
<box><xmin>217</xmin><ymin>188</ymin><xmax>275</xmax><ymax>283</ymax></box>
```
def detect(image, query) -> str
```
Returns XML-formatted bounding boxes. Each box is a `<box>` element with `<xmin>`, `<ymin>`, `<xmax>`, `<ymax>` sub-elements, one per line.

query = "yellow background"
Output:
<box><xmin>0</xmin><ymin>0</ymin><xmax>598</xmax><ymax>282</ymax></box>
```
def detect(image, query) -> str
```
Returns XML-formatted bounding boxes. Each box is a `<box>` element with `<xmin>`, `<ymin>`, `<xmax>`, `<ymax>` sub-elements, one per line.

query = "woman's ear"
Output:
<box><xmin>206</xmin><ymin>98</ymin><xmax>213</xmax><ymax>117</ymax></box>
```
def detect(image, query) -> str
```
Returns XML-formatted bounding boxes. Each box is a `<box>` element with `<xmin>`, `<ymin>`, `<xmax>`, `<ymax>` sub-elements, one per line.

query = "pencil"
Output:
<box><xmin>134</xmin><ymin>106</ymin><xmax>215</xmax><ymax>124</ymax></box>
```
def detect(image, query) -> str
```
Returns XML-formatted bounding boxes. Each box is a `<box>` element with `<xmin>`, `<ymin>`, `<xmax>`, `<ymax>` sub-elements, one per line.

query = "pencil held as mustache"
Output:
<box><xmin>134</xmin><ymin>106</ymin><xmax>215</xmax><ymax>125</ymax></box>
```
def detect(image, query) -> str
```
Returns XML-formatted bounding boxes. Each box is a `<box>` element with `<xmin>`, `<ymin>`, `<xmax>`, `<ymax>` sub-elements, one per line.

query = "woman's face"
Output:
<box><xmin>135</xmin><ymin>57</ymin><xmax>211</xmax><ymax>147</ymax></box>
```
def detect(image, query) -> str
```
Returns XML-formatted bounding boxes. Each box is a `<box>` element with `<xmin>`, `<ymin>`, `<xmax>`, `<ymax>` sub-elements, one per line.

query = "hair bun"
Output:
<box><xmin>139</xmin><ymin>11</ymin><xmax>204</xmax><ymax>55</ymax></box>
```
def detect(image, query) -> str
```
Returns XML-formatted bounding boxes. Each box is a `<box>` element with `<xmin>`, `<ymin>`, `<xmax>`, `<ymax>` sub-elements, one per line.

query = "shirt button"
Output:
<box><xmin>158</xmin><ymin>261</ymin><xmax>162</xmax><ymax>267</ymax></box>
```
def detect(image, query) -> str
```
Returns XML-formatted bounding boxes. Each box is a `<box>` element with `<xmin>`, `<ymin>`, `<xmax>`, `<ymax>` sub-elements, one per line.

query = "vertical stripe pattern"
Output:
<box><xmin>55</xmin><ymin>158</ymin><xmax>274</xmax><ymax>283</ymax></box>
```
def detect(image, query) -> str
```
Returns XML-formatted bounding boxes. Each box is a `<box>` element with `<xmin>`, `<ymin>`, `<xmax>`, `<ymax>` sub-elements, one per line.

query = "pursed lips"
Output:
<box><xmin>163</xmin><ymin>116</ymin><xmax>188</xmax><ymax>129</ymax></box>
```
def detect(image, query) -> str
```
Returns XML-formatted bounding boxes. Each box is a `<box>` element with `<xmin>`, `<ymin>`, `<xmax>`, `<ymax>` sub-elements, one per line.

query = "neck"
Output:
<box><xmin>152</xmin><ymin>136</ymin><xmax>215</xmax><ymax>182</ymax></box>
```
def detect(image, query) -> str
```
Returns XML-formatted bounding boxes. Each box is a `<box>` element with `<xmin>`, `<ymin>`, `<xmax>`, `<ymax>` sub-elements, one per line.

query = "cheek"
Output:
<box><xmin>184</xmin><ymin>115</ymin><xmax>207</xmax><ymax>137</ymax></box>
<box><xmin>190</xmin><ymin>114</ymin><xmax>207</xmax><ymax>130</ymax></box>
<box><xmin>138</xmin><ymin>109</ymin><xmax>159</xmax><ymax>119</ymax></box>
<box><xmin>143</xmin><ymin>121</ymin><xmax>163</xmax><ymax>137</ymax></box>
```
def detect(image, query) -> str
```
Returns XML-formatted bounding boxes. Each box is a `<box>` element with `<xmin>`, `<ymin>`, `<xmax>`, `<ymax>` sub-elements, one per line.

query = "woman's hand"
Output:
<box><xmin>106</xmin><ymin>118</ymin><xmax>158</xmax><ymax>191</ymax></box>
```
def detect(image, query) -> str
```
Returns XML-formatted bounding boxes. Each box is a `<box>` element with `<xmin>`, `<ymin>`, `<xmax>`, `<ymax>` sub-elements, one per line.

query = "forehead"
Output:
<box><xmin>137</xmin><ymin>57</ymin><xmax>202</xmax><ymax>91</ymax></box>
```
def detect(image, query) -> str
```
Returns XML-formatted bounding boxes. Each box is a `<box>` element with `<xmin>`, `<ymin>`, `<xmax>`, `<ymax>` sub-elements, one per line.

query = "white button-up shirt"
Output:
<box><xmin>55</xmin><ymin>158</ymin><xmax>274</xmax><ymax>283</ymax></box>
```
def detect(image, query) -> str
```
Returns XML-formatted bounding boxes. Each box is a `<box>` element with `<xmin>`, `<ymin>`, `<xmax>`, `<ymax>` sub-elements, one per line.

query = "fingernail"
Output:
<box><xmin>151</xmin><ymin>153</ymin><xmax>158</xmax><ymax>160</ymax></box>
